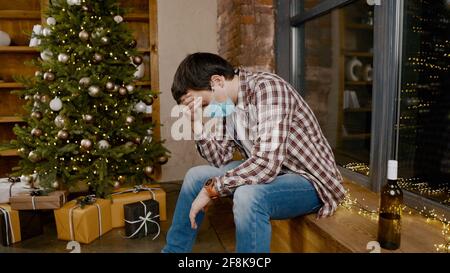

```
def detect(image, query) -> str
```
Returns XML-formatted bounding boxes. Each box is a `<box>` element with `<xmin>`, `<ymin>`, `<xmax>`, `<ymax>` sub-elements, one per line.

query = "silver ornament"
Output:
<box><xmin>134</xmin><ymin>101</ymin><xmax>146</xmax><ymax>113</ymax></box>
<box><xmin>125</xmin><ymin>84</ymin><xmax>135</xmax><ymax>94</ymax></box>
<box><xmin>57</xmin><ymin>53</ymin><xmax>69</xmax><ymax>63</ymax></box>
<box><xmin>144</xmin><ymin>166</ymin><xmax>153</xmax><ymax>177</ymax></box>
<box><xmin>54</xmin><ymin>115</ymin><xmax>67</xmax><ymax>128</ymax></box>
<box><xmin>114</xmin><ymin>85</ymin><xmax>119</xmax><ymax>92</ymax></box>
<box><xmin>105</xmin><ymin>82</ymin><xmax>115</xmax><ymax>91</ymax></box>
<box><xmin>79</xmin><ymin>77</ymin><xmax>91</xmax><ymax>87</ymax></box>
<box><xmin>100</xmin><ymin>36</ymin><xmax>109</xmax><ymax>45</ymax></box>
<box><xmin>49</xmin><ymin>97</ymin><xmax>63</xmax><ymax>111</ymax></box>
<box><xmin>40</xmin><ymin>49</ymin><xmax>53</xmax><ymax>61</ymax></box>
<box><xmin>114</xmin><ymin>15</ymin><xmax>123</xmax><ymax>24</ymax></box>
<box><xmin>28</xmin><ymin>151</ymin><xmax>41</xmax><ymax>163</ymax></box>
<box><xmin>57</xmin><ymin>130</ymin><xmax>69</xmax><ymax>140</ymax></box>
<box><xmin>80</xmin><ymin>139</ymin><xmax>93</xmax><ymax>150</ymax></box>
<box><xmin>43</xmin><ymin>72</ymin><xmax>55</xmax><ymax>81</ymax></box>
<box><xmin>33</xmin><ymin>94</ymin><xmax>41</xmax><ymax>101</ymax></box>
<box><xmin>42</xmin><ymin>27</ymin><xmax>52</xmax><ymax>37</ymax></box>
<box><xmin>88</xmin><ymin>85</ymin><xmax>101</xmax><ymax>97</ymax></box>
<box><xmin>46</xmin><ymin>17</ymin><xmax>56</xmax><ymax>26</ymax></box>
<box><xmin>82</xmin><ymin>114</ymin><xmax>94</xmax><ymax>123</ymax></box>
<box><xmin>79</xmin><ymin>30</ymin><xmax>89</xmax><ymax>41</ymax></box>
<box><xmin>98</xmin><ymin>140</ymin><xmax>110</xmax><ymax>149</ymax></box>
<box><xmin>125</xmin><ymin>116</ymin><xmax>135</xmax><ymax>125</ymax></box>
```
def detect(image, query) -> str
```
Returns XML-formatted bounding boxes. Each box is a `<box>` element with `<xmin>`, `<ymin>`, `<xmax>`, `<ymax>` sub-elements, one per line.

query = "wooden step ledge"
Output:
<box><xmin>271</xmin><ymin>180</ymin><xmax>444</xmax><ymax>253</ymax></box>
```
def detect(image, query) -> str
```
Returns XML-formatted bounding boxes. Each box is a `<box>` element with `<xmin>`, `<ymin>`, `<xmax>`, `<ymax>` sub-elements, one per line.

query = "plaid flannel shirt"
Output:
<box><xmin>195</xmin><ymin>68</ymin><xmax>346</xmax><ymax>217</ymax></box>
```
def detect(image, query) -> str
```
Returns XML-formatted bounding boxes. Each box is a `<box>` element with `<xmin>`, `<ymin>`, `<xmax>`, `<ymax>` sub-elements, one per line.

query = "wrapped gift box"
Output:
<box><xmin>19</xmin><ymin>210</ymin><xmax>43</xmax><ymax>241</ymax></box>
<box><xmin>111</xmin><ymin>185</ymin><xmax>166</xmax><ymax>228</ymax></box>
<box><xmin>124</xmin><ymin>199</ymin><xmax>160</xmax><ymax>239</ymax></box>
<box><xmin>10</xmin><ymin>190</ymin><xmax>67</xmax><ymax>210</ymax></box>
<box><xmin>0</xmin><ymin>178</ymin><xmax>31</xmax><ymax>203</ymax></box>
<box><xmin>0</xmin><ymin>204</ymin><xmax>21</xmax><ymax>246</ymax></box>
<box><xmin>54</xmin><ymin>198</ymin><xmax>112</xmax><ymax>244</ymax></box>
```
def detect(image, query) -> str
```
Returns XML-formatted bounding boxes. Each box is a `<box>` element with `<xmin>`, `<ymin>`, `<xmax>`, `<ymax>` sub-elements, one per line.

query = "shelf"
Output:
<box><xmin>137</xmin><ymin>48</ymin><xmax>152</xmax><ymax>53</ymax></box>
<box><xmin>0</xmin><ymin>10</ymin><xmax>41</xmax><ymax>19</ymax></box>
<box><xmin>0</xmin><ymin>149</ymin><xmax>19</xmax><ymax>157</ymax></box>
<box><xmin>342</xmin><ymin>133</ymin><xmax>371</xmax><ymax>140</ymax></box>
<box><xmin>345</xmin><ymin>81</ymin><xmax>372</xmax><ymax>86</ymax></box>
<box><xmin>346</xmin><ymin>23</ymin><xmax>373</xmax><ymax>30</ymax></box>
<box><xmin>125</xmin><ymin>13</ymin><xmax>149</xmax><ymax>22</ymax></box>
<box><xmin>0</xmin><ymin>46</ymin><xmax>38</xmax><ymax>53</ymax></box>
<box><xmin>0</xmin><ymin>82</ymin><xmax>24</xmax><ymax>89</ymax></box>
<box><xmin>344</xmin><ymin>107</ymin><xmax>372</xmax><ymax>113</ymax></box>
<box><xmin>343</xmin><ymin>51</ymin><xmax>373</xmax><ymax>57</ymax></box>
<box><xmin>0</xmin><ymin>116</ymin><xmax>24</xmax><ymax>123</ymax></box>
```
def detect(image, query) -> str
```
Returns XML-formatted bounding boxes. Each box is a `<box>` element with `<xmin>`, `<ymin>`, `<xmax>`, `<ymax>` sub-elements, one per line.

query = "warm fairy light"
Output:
<box><xmin>340</xmin><ymin>191</ymin><xmax>449</xmax><ymax>253</ymax></box>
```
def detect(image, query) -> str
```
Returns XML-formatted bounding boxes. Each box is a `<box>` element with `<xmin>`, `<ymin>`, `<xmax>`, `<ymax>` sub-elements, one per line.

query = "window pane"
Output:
<box><xmin>397</xmin><ymin>0</ymin><xmax>450</xmax><ymax>206</ymax></box>
<box><xmin>300</xmin><ymin>0</ymin><xmax>374</xmax><ymax>176</ymax></box>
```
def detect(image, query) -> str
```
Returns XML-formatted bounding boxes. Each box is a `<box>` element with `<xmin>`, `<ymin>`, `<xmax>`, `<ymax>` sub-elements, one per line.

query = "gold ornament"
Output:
<box><xmin>79</xmin><ymin>77</ymin><xmax>91</xmax><ymax>87</ymax></box>
<box><xmin>125</xmin><ymin>116</ymin><xmax>135</xmax><ymax>125</ymax></box>
<box><xmin>144</xmin><ymin>166</ymin><xmax>153</xmax><ymax>177</ymax></box>
<box><xmin>132</xmin><ymin>56</ymin><xmax>143</xmax><ymax>65</ymax></box>
<box><xmin>82</xmin><ymin>114</ymin><xmax>94</xmax><ymax>123</ymax></box>
<box><xmin>158</xmin><ymin>156</ymin><xmax>168</xmax><ymax>165</ymax></box>
<box><xmin>43</xmin><ymin>72</ymin><xmax>55</xmax><ymax>81</ymax></box>
<box><xmin>57</xmin><ymin>130</ymin><xmax>69</xmax><ymax>140</ymax></box>
<box><xmin>113</xmin><ymin>181</ymin><xmax>121</xmax><ymax>189</ymax></box>
<box><xmin>105</xmin><ymin>82</ymin><xmax>115</xmax><ymax>91</ymax></box>
<box><xmin>40</xmin><ymin>95</ymin><xmax>50</xmax><ymax>104</ymax></box>
<box><xmin>31</xmin><ymin>111</ymin><xmax>43</xmax><ymax>120</ymax></box>
<box><xmin>28</xmin><ymin>151</ymin><xmax>41</xmax><ymax>163</ymax></box>
<box><xmin>31</xmin><ymin>128</ymin><xmax>43</xmax><ymax>137</ymax></box>
<box><xmin>119</xmin><ymin>87</ymin><xmax>127</xmax><ymax>96</ymax></box>
<box><xmin>52</xmin><ymin>180</ymin><xmax>59</xmax><ymax>189</ymax></box>
<box><xmin>88</xmin><ymin>85</ymin><xmax>101</xmax><ymax>97</ymax></box>
<box><xmin>79</xmin><ymin>30</ymin><xmax>89</xmax><ymax>41</ymax></box>
<box><xmin>54</xmin><ymin>115</ymin><xmax>67</xmax><ymax>128</ymax></box>
<box><xmin>118</xmin><ymin>175</ymin><xmax>126</xmax><ymax>183</ymax></box>
<box><xmin>93</xmin><ymin>53</ymin><xmax>103</xmax><ymax>63</ymax></box>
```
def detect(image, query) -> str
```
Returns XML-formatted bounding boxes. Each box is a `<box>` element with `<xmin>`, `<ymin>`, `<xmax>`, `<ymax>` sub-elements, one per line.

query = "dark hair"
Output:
<box><xmin>171</xmin><ymin>53</ymin><xmax>236</xmax><ymax>104</ymax></box>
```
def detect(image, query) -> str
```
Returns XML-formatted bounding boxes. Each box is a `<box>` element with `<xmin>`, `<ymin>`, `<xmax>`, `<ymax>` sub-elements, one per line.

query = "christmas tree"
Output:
<box><xmin>2</xmin><ymin>0</ymin><xmax>169</xmax><ymax>197</ymax></box>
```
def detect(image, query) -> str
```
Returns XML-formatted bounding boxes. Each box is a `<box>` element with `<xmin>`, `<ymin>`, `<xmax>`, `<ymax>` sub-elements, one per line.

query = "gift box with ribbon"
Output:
<box><xmin>10</xmin><ymin>190</ymin><xmax>67</xmax><ymax>210</ymax></box>
<box><xmin>54</xmin><ymin>195</ymin><xmax>112</xmax><ymax>244</ymax></box>
<box><xmin>0</xmin><ymin>177</ymin><xmax>31</xmax><ymax>204</ymax></box>
<box><xmin>111</xmin><ymin>185</ymin><xmax>166</xmax><ymax>228</ymax></box>
<box><xmin>0</xmin><ymin>204</ymin><xmax>21</xmax><ymax>246</ymax></box>
<box><xmin>124</xmin><ymin>199</ymin><xmax>160</xmax><ymax>239</ymax></box>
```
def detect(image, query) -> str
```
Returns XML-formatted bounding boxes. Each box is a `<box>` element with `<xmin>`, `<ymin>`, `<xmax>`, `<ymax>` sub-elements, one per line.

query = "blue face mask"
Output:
<box><xmin>204</xmin><ymin>97</ymin><xmax>236</xmax><ymax>118</ymax></box>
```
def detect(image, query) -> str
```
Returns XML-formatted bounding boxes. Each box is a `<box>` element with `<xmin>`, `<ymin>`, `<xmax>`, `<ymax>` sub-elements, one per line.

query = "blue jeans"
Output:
<box><xmin>162</xmin><ymin>161</ymin><xmax>322</xmax><ymax>253</ymax></box>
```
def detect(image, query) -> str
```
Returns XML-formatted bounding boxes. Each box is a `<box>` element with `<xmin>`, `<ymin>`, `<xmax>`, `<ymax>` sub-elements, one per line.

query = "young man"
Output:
<box><xmin>162</xmin><ymin>53</ymin><xmax>346</xmax><ymax>253</ymax></box>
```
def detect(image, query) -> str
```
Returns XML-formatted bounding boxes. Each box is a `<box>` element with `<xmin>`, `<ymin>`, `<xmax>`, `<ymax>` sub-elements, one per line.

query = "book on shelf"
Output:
<box><xmin>343</xmin><ymin>90</ymin><xmax>360</xmax><ymax>109</ymax></box>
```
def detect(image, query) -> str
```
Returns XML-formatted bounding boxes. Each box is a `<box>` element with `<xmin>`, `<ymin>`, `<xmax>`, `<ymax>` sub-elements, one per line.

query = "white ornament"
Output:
<box><xmin>67</xmin><ymin>0</ymin><xmax>81</xmax><ymax>5</ymax></box>
<box><xmin>42</xmin><ymin>27</ymin><xmax>52</xmax><ymax>37</ymax></box>
<box><xmin>50</xmin><ymin>97</ymin><xmax>63</xmax><ymax>111</ymax></box>
<box><xmin>40</xmin><ymin>49</ymin><xmax>53</xmax><ymax>61</ymax></box>
<box><xmin>134</xmin><ymin>101</ymin><xmax>146</xmax><ymax>113</ymax></box>
<box><xmin>98</xmin><ymin>140</ymin><xmax>110</xmax><ymax>149</ymax></box>
<box><xmin>114</xmin><ymin>15</ymin><xmax>123</xmax><ymax>24</ymax></box>
<box><xmin>0</xmin><ymin>30</ymin><xmax>11</xmax><ymax>46</ymax></box>
<box><xmin>58</xmin><ymin>53</ymin><xmax>69</xmax><ymax>63</ymax></box>
<box><xmin>134</xmin><ymin>63</ymin><xmax>145</xmax><ymax>79</ymax></box>
<box><xmin>46</xmin><ymin>17</ymin><xmax>56</xmax><ymax>26</ymax></box>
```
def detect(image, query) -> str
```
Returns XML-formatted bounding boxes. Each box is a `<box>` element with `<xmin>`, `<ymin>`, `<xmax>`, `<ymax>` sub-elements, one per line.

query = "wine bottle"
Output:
<box><xmin>377</xmin><ymin>160</ymin><xmax>403</xmax><ymax>250</ymax></box>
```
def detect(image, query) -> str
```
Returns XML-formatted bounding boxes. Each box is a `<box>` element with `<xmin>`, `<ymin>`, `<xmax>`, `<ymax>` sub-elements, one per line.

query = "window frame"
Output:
<box><xmin>275</xmin><ymin>0</ymin><xmax>450</xmax><ymax>219</ymax></box>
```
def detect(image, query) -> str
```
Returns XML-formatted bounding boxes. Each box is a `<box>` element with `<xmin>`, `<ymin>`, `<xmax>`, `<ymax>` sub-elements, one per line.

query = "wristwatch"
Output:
<box><xmin>204</xmin><ymin>178</ymin><xmax>219</xmax><ymax>200</ymax></box>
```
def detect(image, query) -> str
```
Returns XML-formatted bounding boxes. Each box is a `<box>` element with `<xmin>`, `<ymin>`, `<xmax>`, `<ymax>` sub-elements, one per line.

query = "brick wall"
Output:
<box><xmin>217</xmin><ymin>0</ymin><xmax>275</xmax><ymax>72</ymax></box>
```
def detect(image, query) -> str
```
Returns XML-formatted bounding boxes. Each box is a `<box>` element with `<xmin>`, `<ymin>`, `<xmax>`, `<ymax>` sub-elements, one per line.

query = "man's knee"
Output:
<box><xmin>182</xmin><ymin>165</ymin><xmax>215</xmax><ymax>193</ymax></box>
<box><xmin>233</xmin><ymin>185</ymin><xmax>263</xmax><ymax>216</ymax></box>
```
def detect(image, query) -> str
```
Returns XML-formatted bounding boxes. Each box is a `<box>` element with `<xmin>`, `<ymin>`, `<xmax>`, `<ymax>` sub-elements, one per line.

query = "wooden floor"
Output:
<box><xmin>0</xmin><ymin>180</ymin><xmax>445</xmax><ymax>253</ymax></box>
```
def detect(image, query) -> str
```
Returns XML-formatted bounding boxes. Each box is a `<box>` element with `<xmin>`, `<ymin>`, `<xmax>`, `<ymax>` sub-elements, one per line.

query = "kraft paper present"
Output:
<box><xmin>10</xmin><ymin>190</ymin><xmax>67</xmax><ymax>210</ymax></box>
<box><xmin>111</xmin><ymin>185</ymin><xmax>166</xmax><ymax>228</ymax></box>
<box><xmin>54</xmin><ymin>198</ymin><xmax>112</xmax><ymax>244</ymax></box>
<box><xmin>0</xmin><ymin>204</ymin><xmax>21</xmax><ymax>246</ymax></box>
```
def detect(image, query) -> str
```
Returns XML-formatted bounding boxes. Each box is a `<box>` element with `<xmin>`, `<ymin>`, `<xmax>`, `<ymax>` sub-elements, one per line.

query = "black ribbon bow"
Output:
<box><xmin>76</xmin><ymin>195</ymin><xmax>96</xmax><ymax>208</ymax></box>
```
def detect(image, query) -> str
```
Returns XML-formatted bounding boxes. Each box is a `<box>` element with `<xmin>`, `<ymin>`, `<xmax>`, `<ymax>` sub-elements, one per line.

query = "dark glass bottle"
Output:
<box><xmin>377</xmin><ymin>160</ymin><xmax>403</xmax><ymax>250</ymax></box>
